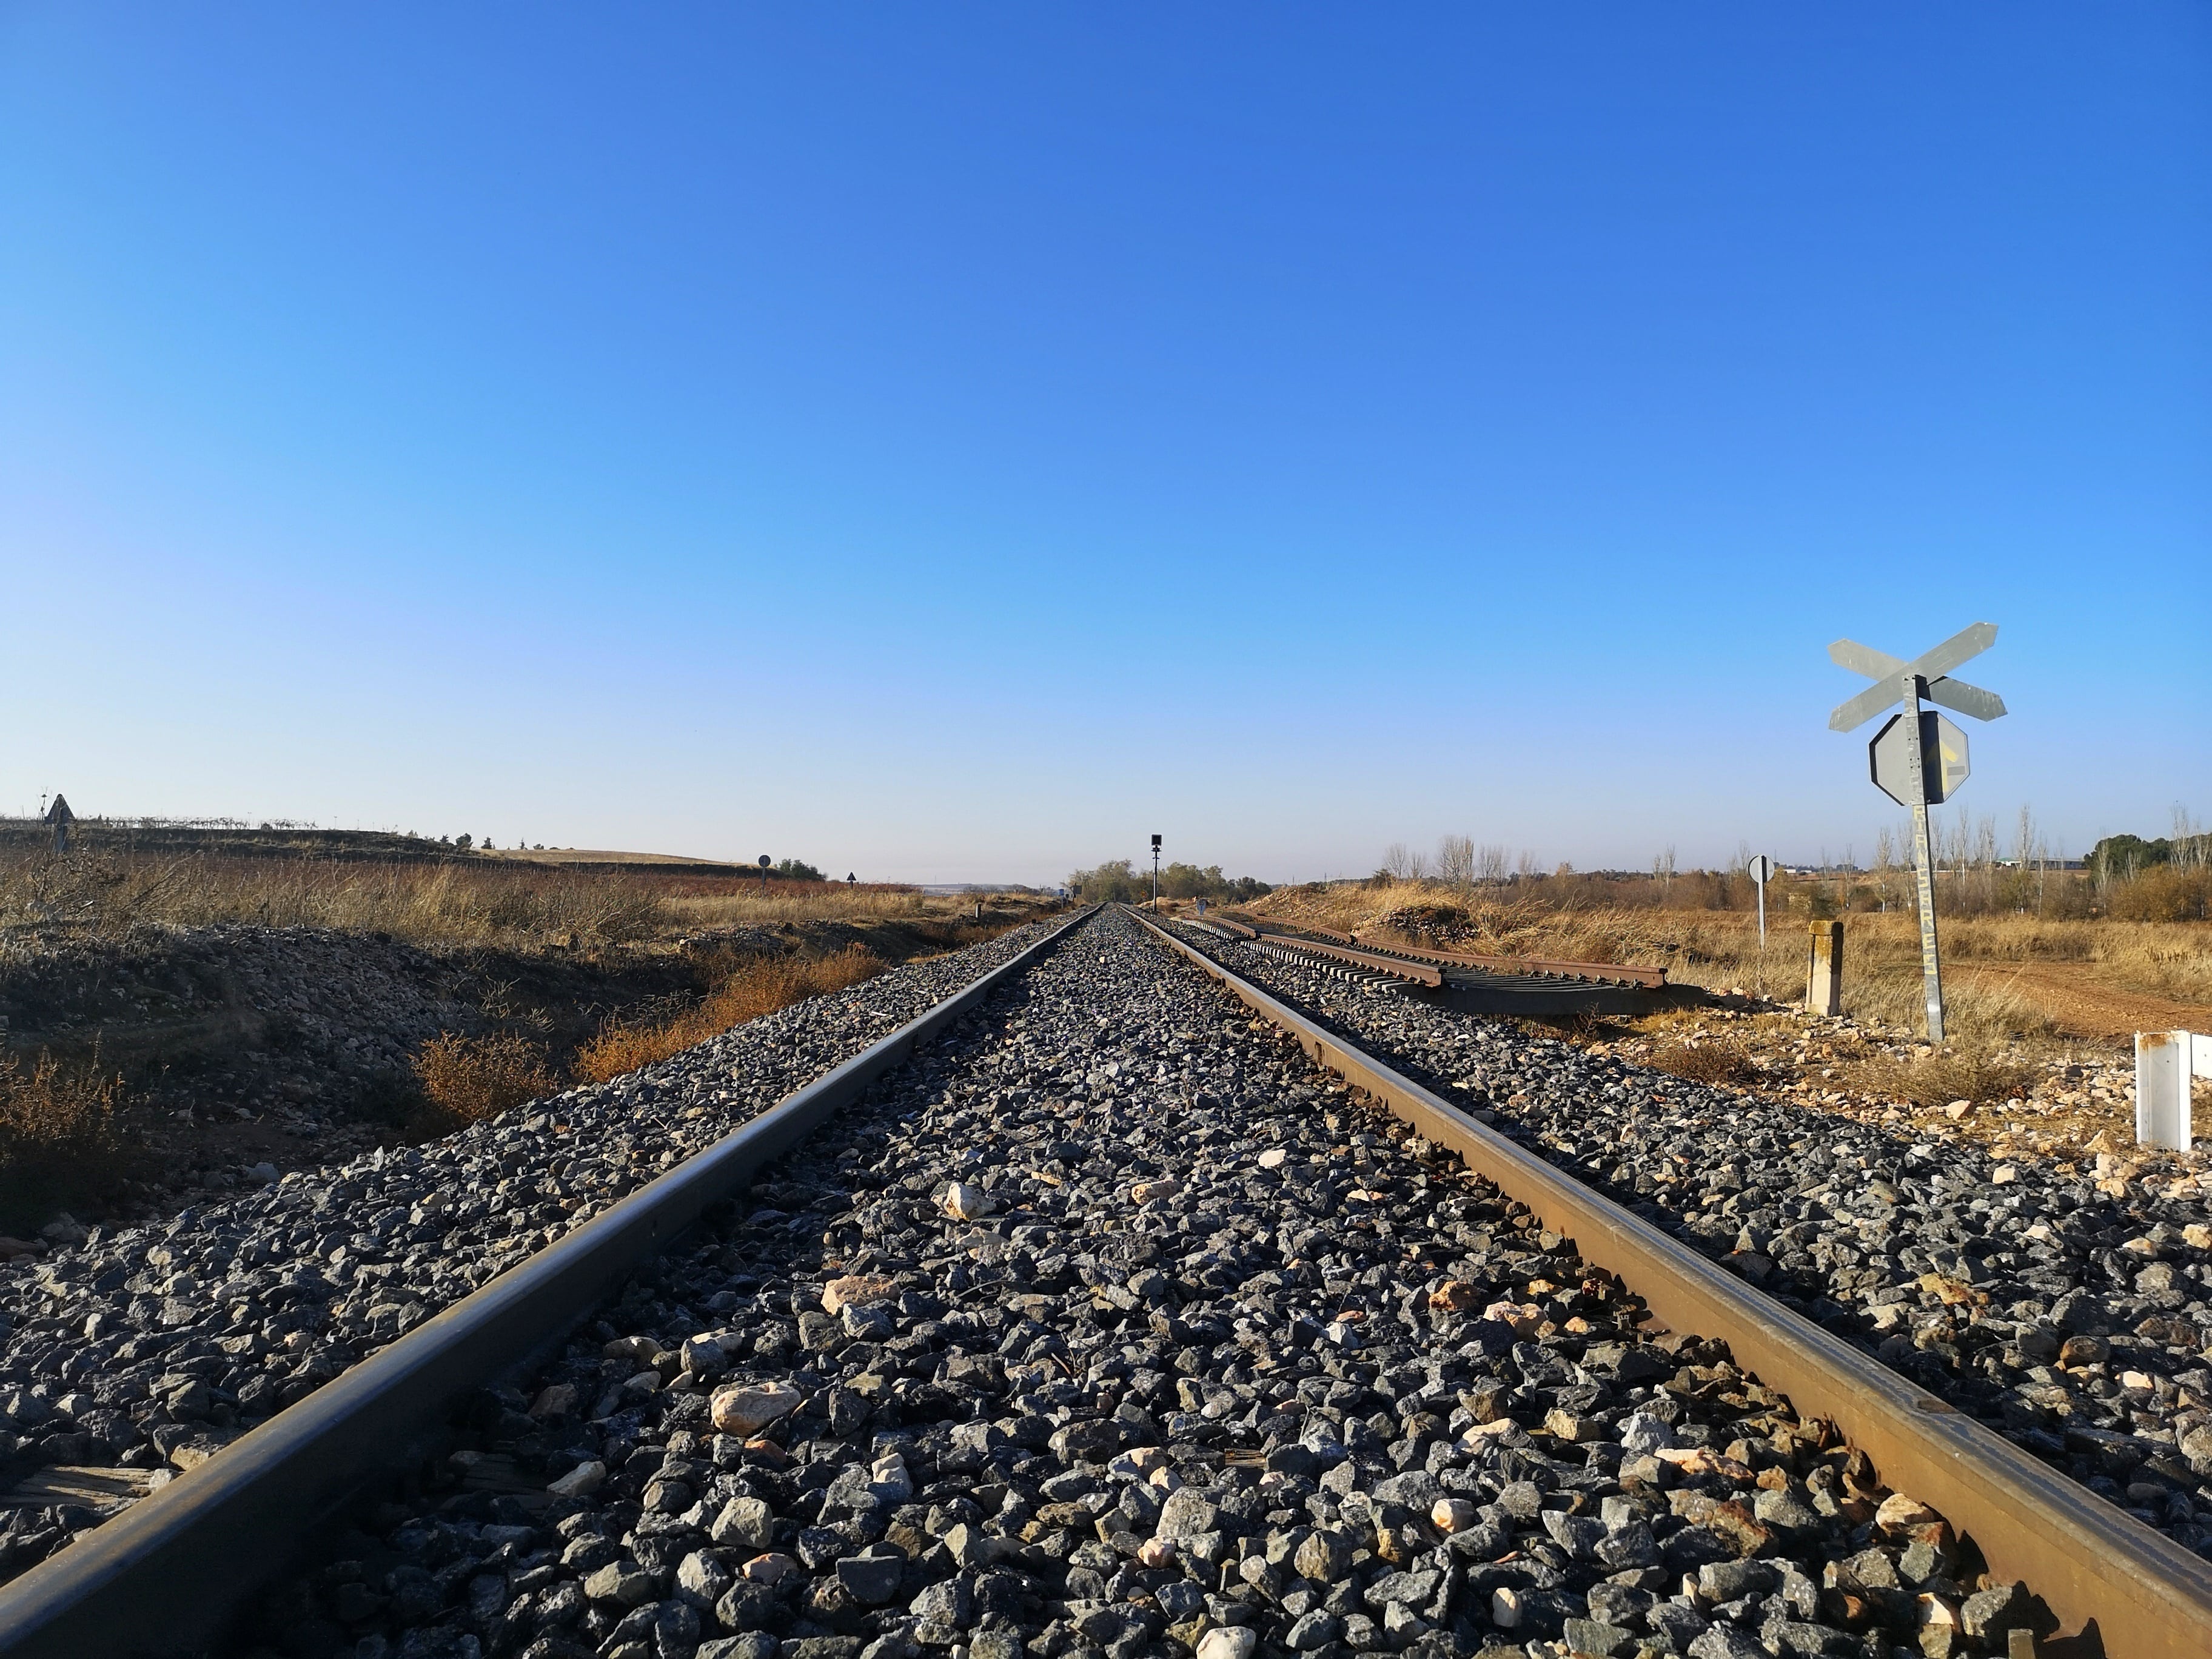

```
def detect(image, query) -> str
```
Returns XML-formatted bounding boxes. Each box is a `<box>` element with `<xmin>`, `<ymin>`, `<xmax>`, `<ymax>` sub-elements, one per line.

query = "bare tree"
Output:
<box><xmin>1651</xmin><ymin>844</ymin><xmax>1677</xmax><ymax>900</ymax></box>
<box><xmin>1477</xmin><ymin>844</ymin><xmax>1509</xmax><ymax>883</ymax></box>
<box><xmin>2176</xmin><ymin>803</ymin><xmax>2209</xmax><ymax>870</ymax></box>
<box><xmin>1515</xmin><ymin>849</ymin><xmax>1538</xmax><ymax>880</ymax></box>
<box><xmin>1436</xmin><ymin>835</ymin><xmax>1476</xmax><ymax>887</ymax></box>
<box><xmin>1380</xmin><ymin>843</ymin><xmax>1413</xmax><ymax>880</ymax></box>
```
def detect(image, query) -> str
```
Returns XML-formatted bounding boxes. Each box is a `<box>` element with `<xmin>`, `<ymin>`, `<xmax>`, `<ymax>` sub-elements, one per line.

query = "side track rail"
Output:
<box><xmin>1252</xmin><ymin>934</ymin><xmax>1444</xmax><ymax>988</ymax></box>
<box><xmin>0</xmin><ymin>908</ymin><xmax>1099</xmax><ymax>1659</ymax></box>
<box><xmin>1359</xmin><ymin>936</ymin><xmax>1670</xmax><ymax>990</ymax></box>
<box><xmin>1128</xmin><ymin>907</ymin><xmax>2212</xmax><ymax>1659</ymax></box>
<box><xmin>1246</xmin><ymin>922</ymin><xmax>1667</xmax><ymax>989</ymax></box>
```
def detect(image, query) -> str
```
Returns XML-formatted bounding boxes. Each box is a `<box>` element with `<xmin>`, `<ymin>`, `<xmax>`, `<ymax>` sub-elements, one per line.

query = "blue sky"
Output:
<box><xmin>3</xmin><ymin>7</ymin><xmax>2206</xmax><ymax>883</ymax></box>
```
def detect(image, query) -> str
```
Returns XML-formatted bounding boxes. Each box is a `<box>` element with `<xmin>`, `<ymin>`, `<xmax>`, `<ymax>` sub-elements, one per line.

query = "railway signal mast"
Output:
<box><xmin>1826</xmin><ymin>622</ymin><xmax>2006</xmax><ymax>1042</ymax></box>
<box><xmin>1150</xmin><ymin>834</ymin><xmax>1162</xmax><ymax>911</ymax></box>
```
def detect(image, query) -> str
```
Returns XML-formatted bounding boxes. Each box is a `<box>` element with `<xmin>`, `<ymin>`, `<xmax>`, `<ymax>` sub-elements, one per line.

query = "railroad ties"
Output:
<box><xmin>1251</xmin><ymin>937</ymin><xmax>1430</xmax><ymax>997</ymax></box>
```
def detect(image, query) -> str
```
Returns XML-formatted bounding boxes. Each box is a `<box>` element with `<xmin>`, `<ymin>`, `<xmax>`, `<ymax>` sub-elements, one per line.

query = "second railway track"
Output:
<box><xmin>0</xmin><ymin>906</ymin><xmax>2204</xmax><ymax>1657</ymax></box>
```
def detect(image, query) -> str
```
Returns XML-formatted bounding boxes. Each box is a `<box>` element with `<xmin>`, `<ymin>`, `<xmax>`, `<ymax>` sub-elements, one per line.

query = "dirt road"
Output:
<box><xmin>1956</xmin><ymin>959</ymin><xmax>2212</xmax><ymax>1042</ymax></box>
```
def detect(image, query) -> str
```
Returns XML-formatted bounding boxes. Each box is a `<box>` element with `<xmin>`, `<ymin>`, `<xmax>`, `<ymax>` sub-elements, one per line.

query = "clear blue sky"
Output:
<box><xmin>4</xmin><ymin>7</ymin><xmax>2207</xmax><ymax>884</ymax></box>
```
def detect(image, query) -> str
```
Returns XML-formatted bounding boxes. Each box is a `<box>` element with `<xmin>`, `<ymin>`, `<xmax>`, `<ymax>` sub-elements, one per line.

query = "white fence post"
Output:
<box><xmin>2136</xmin><ymin>1030</ymin><xmax>2204</xmax><ymax>1151</ymax></box>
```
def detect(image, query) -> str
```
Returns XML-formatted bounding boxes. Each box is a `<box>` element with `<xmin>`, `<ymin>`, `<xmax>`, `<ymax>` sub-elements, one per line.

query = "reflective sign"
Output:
<box><xmin>1870</xmin><ymin>711</ymin><xmax>1969</xmax><ymax>807</ymax></box>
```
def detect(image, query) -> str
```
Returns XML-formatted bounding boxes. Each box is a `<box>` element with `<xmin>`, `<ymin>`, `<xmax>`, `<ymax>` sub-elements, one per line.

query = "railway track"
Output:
<box><xmin>1221</xmin><ymin>925</ymin><xmax>1688</xmax><ymax>1021</ymax></box>
<box><xmin>0</xmin><ymin>906</ymin><xmax>2204</xmax><ymax>1657</ymax></box>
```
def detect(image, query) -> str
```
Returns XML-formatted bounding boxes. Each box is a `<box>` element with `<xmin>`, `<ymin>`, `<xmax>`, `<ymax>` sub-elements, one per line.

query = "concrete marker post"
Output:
<box><xmin>1806</xmin><ymin>920</ymin><xmax>1844</xmax><ymax>1017</ymax></box>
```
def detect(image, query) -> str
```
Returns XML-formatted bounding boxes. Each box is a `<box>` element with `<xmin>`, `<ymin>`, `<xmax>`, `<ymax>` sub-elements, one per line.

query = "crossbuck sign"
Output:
<box><xmin>1828</xmin><ymin>622</ymin><xmax>2006</xmax><ymax>1041</ymax></box>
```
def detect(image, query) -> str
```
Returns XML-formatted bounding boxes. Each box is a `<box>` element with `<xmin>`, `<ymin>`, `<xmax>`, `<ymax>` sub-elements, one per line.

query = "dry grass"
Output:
<box><xmin>0</xmin><ymin>1047</ymin><xmax>123</xmax><ymax>1230</ymax></box>
<box><xmin>1849</xmin><ymin>1047</ymin><xmax>2040</xmax><ymax>1111</ymax></box>
<box><xmin>0</xmin><ymin>845</ymin><xmax>1013</xmax><ymax>950</ymax></box>
<box><xmin>412</xmin><ymin>1033</ymin><xmax>560</xmax><ymax>1125</ymax></box>
<box><xmin>1645</xmin><ymin>1037</ymin><xmax>1768</xmax><ymax>1087</ymax></box>
<box><xmin>575</xmin><ymin>945</ymin><xmax>886</xmax><ymax>1082</ymax></box>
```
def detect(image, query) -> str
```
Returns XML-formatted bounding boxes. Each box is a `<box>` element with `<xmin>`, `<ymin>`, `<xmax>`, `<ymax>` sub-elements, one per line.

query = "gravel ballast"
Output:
<box><xmin>257</xmin><ymin>909</ymin><xmax>2060</xmax><ymax>1659</ymax></box>
<box><xmin>1159</xmin><ymin>922</ymin><xmax>2212</xmax><ymax>1562</ymax></box>
<box><xmin>0</xmin><ymin>919</ymin><xmax>1064</xmax><ymax>1580</ymax></box>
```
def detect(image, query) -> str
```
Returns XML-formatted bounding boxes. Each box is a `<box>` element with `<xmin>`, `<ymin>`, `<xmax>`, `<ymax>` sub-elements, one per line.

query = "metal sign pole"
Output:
<box><xmin>1757</xmin><ymin>870</ymin><xmax>1766</xmax><ymax>948</ymax></box>
<box><xmin>1898</xmin><ymin>676</ymin><xmax>1946</xmax><ymax>1042</ymax></box>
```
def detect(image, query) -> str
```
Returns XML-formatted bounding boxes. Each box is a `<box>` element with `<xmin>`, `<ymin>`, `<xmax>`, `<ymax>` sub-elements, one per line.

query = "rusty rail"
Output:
<box><xmin>1128</xmin><ymin>907</ymin><xmax>2212</xmax><ymax>1659</ymax></box>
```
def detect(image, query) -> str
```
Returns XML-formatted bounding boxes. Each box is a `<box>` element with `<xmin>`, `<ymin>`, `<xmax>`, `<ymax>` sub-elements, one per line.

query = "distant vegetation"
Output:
<box><xmin>1065</xmin><ymin>859</ymin><xmax>1273</xmax><ymax>904</ymax></box>
<box><xmin>0</xmin><ymin>839</ymin><xmax>928</xmax><ymax>950</ymax></box>
<box><xmin>2085</xmin><ymin>830</ymin><xmax>2212</xmax><ymax>880</ymax></box>
<box><xmin>1361</xmin><ymin>814</ymin><xmax>2210</xmax><ymax>925</ymax></box>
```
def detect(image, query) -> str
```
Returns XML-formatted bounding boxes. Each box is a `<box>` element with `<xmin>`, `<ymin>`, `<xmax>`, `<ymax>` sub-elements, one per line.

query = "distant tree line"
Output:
<box><xmin>1065</xmin><ymin>859</ymin><xmax>1273</xmax><ymax>903</ymax></box>
<box><xmin>2085</xmin><ymin>831</ymin><xmax>2211</xmax><ymax>880</ymax></box>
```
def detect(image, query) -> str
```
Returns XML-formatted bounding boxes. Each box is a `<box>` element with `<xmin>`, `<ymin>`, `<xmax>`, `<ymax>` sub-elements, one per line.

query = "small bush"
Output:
<box><xmin>1854</xmin><ymin>1048</ymin><xmax>2037</xmax><ymax>1111</ymax></box>
<box><xmin>1647</xmin><ymin>1041</ymin><xmax>1766</xmax><ymax>1087</ymax></box>
<box><xmin>412</xmin><ymin>1033</ymin><xmax>558</xmax><ymax>1124</ymax></box>
<box><xmin>0</xmin><ymin>1048</ymin><xmax>124</xmax><ymax>1231</ymax></box>
<box><xmin>575</xmin><ymin>945</ymin><xmax>885</xmax><ymax>1083</ymax></box>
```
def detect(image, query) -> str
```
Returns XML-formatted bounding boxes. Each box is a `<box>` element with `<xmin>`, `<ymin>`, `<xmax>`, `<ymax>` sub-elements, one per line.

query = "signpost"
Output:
<box><xmin>1150</xmin><ymin>834</ymin><xmax>1162</xmax><ymax>912</ymax></box>
<box><xmin>1746</xmin><ymin>854</ymin><xmax>1773</xmax><ymax>947</ymax></box>
<box><xmin>1827</xmin><ymin>623</ymin><xmax>2006</xmax><ymax>1041</ymax></box>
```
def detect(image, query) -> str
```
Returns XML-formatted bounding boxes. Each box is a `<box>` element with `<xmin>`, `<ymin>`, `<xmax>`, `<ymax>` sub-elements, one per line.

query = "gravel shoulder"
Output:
<box><xmin>1156</xmin><ymin>921</ymin><xmax>2212</xmax><ymax>1564</ymax></box>
<box><xmin>255</xmin><ymin>909</ymin><xmax>2070</xmax><ymax>1659</ymax></box>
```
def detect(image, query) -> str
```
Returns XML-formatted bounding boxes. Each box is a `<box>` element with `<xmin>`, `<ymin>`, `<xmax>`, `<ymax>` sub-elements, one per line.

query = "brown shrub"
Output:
<box><xmin>2106</xmin><ymin>864</ymin><xmax>2212</xmax><ymax>923</ymax></box>
<box><xmin>1854</xmin><ymin>1048</ymin><xmax>2037</xmax><ymax>1111</ymax></box>
<box><xmin>575</xmin><ymin>945</ymin><xmax>885</xmax><ymax>1083</ymax></box>
<box><xmin>0</xmin><ymin>1047</ymin><xmax>124</xmax><ymax>1230</ymax></box>
<box><xmin>1647</xmin><ymin>1041</ymin><xmax>1766</xmax><ymax>1087</ymax></box>
<box><xmin>412</xmin><ymin>1033</ymin><xmax>558</xmax><ymax>1124</ymax></box>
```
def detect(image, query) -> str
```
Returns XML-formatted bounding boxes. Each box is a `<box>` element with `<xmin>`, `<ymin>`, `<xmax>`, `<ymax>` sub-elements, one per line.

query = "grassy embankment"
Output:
<box><xmin>0</xmin><ymin>843</ymin><xmax>1048</xmax><ymax>1222</ymax></box>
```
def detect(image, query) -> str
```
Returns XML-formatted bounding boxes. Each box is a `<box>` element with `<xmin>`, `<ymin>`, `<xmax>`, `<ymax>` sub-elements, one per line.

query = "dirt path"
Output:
<box><xmin>1955</xmin><ymin>960</ymin><xmax>2212</xmax><ymax>1042</ymax></box>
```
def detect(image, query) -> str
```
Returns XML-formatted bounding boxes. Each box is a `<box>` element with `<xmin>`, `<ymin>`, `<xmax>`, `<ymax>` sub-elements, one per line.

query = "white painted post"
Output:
<box><xmin>2135</xmin><ymin>1031</ymin><xmax>2197</xmax><ymax>1151</ymax></box>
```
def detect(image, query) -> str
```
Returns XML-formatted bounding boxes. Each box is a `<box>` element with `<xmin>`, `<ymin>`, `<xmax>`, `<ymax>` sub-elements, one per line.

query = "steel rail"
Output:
<box><xmin>1129</xmin><ymin>907</ymin><xmax>2212</xmax><ymax>1659</ymax></box>
<box><xmin>0</xmin><ymin>907</ymin><xmax>1099</xmax><ymax>1659</ymax></box>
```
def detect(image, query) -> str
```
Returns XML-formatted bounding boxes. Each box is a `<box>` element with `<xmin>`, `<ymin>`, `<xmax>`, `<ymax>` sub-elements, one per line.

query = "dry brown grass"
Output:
<box><xmin>411</xmin><ymin>1033</ymin><xmax>560</xmax><ymax>1125</ymax></box>
<box><xmin>575</xmin><ymin>945</ymin><xmax>886</xmax><ymax>1082</ymax></box>
<box><xmin>1645</xmin><ymin>1038</ymin><xmax>1768</xmax><ymax>1087</ymax></box>
<box><xmin>0</xmin><ymin>1046</ymin><xmax>124</xmax><ymax>1230</ymax></box>
<box><xmin>1849</xmin><ymin>1047</ymin><xmax>2040</xmax><ymax>1111</ymax></box>
<box><xmin>0</xmin><ymin>845</ymin><xmax>1021</xmax><ymax>950</ymax></box>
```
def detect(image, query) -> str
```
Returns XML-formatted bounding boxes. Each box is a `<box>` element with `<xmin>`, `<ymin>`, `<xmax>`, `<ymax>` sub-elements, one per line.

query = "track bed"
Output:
<box><xmin>229</xmin><ymin>911</ymin><xmax>2098</xmax><ymax>1659</ymax></box>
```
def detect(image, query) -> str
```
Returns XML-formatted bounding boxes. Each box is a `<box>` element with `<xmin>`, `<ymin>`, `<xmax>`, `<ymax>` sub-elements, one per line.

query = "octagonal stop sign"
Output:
<box><xmin>1870</xmin><ymin>709</ymin><xmax>1969</xmax><ymax>806</ymax></box>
